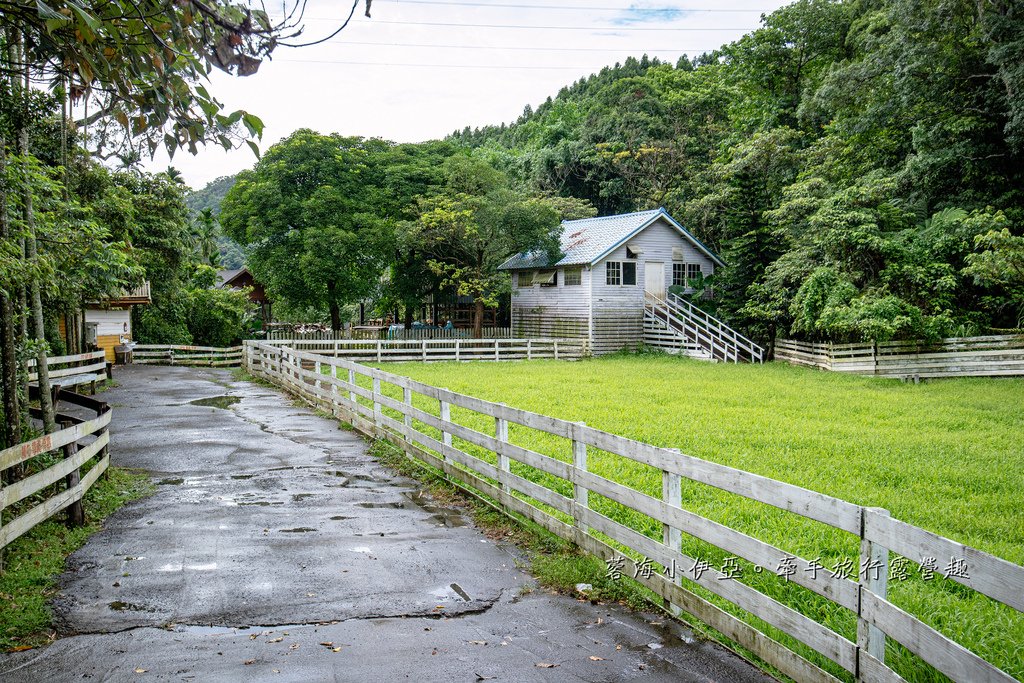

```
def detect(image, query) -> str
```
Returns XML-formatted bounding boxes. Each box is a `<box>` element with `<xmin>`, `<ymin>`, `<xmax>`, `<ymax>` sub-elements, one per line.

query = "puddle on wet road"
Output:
<box><xmin>156</xmin><ymin>477</ymin><xmax>185</xmax><ymax>486</ymax></box>
<box><xmin>280</xmin><ymin>527</ymin><xmax>317</xmax><ymax>533</ymax></box>
<box><xmin>109</xmin><ymin>601</ymin><xmax>156</xmax><ymax>613</ymax></box>
<box><xmin>429</xmin><ymin>583</ymin><xmax>472</xmax><ymax>602</ymax></box>
<box><xmin>189</xmin><ymin>395</ymin><xmax>241</xmax><ymax>409</ymax></box>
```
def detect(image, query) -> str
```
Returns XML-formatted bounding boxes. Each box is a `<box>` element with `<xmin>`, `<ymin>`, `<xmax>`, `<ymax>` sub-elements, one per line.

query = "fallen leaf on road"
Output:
<box><xmin>288</xmin><ymin>644</ymin><xmax>299</xmax><ymax>650</ymax></box>
<box><xmin>615</xmin><ymin>645</ymin><xmax>622</xmax><ymax>651</ymax></box>
<box><xmin>535</xmin><ymin>663</ymin><xmax>559</xmax><ymax>668</ymax></box>
<box><xmin>589</xmin><ymin>656</ymin><xmax>604</xmax><ymax>661</ymax></box>
<box><xmin>319</xmin><ymin>642</ymin><xmax>333</xmax><ymax>647</ymax></box>
<box><xmin>243</xmin><ymin>660</ymin><xmax>255</xmax><ymax>665</ymax></box>
<box><xmin>475</xmin><ymin>675</ymin><xmax>495</xmax><ymax>681</ymax></box>
<box><xmin>134</xmin><ymin>669</ymin><xmax>147</xmax><ymax>674</ymax></box>
<box><xmin>468</xmin><ymin>640</ymin><xmax>487</xmax><ymax>646</ymax></box>
<box><xmin>331</xmin><ymin>647</ymin><xmax>342</xmax><ymax>653</ymax></box>
<box><xmin>8</xmin><ymin>646</ymin><xmax>32</xmax><ymax>652</ymax></box>
<box><xmin>267</xmin><ymin>637</ymin><xmax>283</xmax><ymax>643</ymax></box>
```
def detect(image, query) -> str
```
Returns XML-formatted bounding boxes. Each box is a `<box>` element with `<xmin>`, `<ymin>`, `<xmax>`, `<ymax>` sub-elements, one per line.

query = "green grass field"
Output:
<box><xmin>366</xmin><ymin>354</ymin><xmax>1024</xmax><ymax>682</ymax></box>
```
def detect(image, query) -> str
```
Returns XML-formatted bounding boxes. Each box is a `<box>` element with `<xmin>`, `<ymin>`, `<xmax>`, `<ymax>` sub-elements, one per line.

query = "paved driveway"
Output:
<box><xmin>0</xmin><ymin>364</ymin><xmax>774</xmax><ymax>682</ymax></box>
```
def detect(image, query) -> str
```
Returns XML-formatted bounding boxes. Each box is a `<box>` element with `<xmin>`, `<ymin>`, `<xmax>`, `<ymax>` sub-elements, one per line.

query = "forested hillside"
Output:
<box><xmin>185</xmin><ymin>175</ymin><xmax>245</xmax><ymax>269</ymax></box>
<box><xmin>449</xmin><ymin>0</ymin><xmax>1024</xmax><ymax>342</ymax></box>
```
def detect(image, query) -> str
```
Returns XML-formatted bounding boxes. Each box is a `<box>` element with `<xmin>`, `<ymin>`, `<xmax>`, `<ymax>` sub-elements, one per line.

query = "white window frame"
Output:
<box><xmin>606</xmin><ymin>261</ymin><xmax>621</xmax><ymax>286</ymax></box>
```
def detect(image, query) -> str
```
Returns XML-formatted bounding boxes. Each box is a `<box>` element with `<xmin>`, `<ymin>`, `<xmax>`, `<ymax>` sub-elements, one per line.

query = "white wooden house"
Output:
<box><xmin>499</xmin><ymin>208</ymin><xmax>725</xmax><ymax>355</ymax></box>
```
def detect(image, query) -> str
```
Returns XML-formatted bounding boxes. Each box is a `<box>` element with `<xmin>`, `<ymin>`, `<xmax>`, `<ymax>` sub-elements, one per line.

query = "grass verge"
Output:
<box><xmin>0</xmin><ymin>467</ymin><xmax>154</xmax><ymax>651</ymax></box>
<box><xmin>366</xmin><ymin>354</ymin><xmax>1024</xmax><ymax>682</ymax></box>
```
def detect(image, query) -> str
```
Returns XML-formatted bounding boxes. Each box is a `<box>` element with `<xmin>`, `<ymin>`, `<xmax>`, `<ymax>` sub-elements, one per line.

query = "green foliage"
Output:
<box><xmin>184</xmin><ymin>175</ymin><xmax>245</xmax><ymax>268</ymax></box>
<box><xmin>405</xmin><ymin>156</ymin><xmax>586</xmax><ymax>335</ymax></box>
<box><xmin>448</xmin><ymin>0</ymin><xmax>1024</xmax><ymax>342</ymax></box>
<box><xmin>184</xmin><ymin>266</ymin><xmax>254</xmax><ymax>346</ymax></box>
<box><xmin>221</xmin><ymin>130</ymin><xmax>397</xmax><ymax>329</ymax></box>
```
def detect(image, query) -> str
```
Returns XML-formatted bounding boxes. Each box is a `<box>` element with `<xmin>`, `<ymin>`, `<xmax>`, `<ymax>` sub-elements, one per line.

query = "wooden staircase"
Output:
<box><xmin>643</xmin><ymin>293</ymin><xmax>764</xmax><ymax>363</ymax></box>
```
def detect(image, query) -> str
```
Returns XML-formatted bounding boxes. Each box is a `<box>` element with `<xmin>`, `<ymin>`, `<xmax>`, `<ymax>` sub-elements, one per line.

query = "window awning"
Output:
<box><xmin>533</xmin><ymin>271</ymin><xmax>556</xmax><ymax>285</ymax></box>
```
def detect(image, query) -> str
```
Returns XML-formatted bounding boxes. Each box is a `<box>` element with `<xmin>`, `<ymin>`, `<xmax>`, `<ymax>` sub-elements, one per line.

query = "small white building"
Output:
<box><xmin>499</xmin><ymin>208</ymin><xmax>725</xmax><ymax>355</ymax></box>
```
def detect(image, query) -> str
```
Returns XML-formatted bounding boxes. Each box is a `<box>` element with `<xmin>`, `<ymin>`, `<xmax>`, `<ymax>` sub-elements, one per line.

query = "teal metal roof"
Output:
<box><xmin>498</xmin><ymin>208</ymin><xmax>724</xmax><ymax>270</ymax></box>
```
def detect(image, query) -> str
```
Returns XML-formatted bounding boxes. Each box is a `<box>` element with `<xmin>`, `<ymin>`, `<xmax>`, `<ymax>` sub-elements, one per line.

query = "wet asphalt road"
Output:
<box><xmin>0</xmin><ymin>364</ymin><xmax>775</xmax><ymax>682</ymax></box>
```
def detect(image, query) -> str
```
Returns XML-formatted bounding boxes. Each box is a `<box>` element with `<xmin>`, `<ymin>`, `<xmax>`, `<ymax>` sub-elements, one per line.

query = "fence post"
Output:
<box><xmin>495</xmin><ymin>406</ymin><xmax>509</xmax><ymax>493</ymax></box>
<box><xmin>422</xmin><ymin>339</ymin><xmax>427</xmax><ymax>362</ymax></box>
<box><xmin>455</xmin><ymin>339</ymin><xmax>461</xmax><ymax>362</ymax></box>
<box><xmin>61</xmin><ymin>420</ymin><xmax>85</xmax><ymax>527</ymax></box>
<box><xmin>495</xmin><ymin>339</ymin><xmax>500</xmax><ymax>361</ymax></box>
<box><xmin>376</xmin><ymin>340</ymin><xmax>382</xmax><ymax>363</ymax></box>
<box><xmin>858</xmin><ymin>507</ymin><xmax>889</xmax><ymax>675</ymax></box>
<box><xmin>372</xmin><ymin>377</ymin><xmax>382</xmax><ymax>431</ymax></box>
<box><xmin>314</xmin><ymin>359</ymin><xmax>322</xmax><ymax>395</ymax></box>
<box><xmin>329</xmin><ymin>365</ymin><xmax>339</xmax><ymax>415</ymax></box>
<box><xmin>403</xmin><ymin>386</ymin><xmax>413</xmax><ymax>442</ymax></box>
<box><xmin>554</xmin><ymin>339</ymin><xmax>560</xmax><ymax>360</ymax></box>
<box><xmin>348</xmin><ymin>368</ymin><xmax>356</xmax><ymax>406</ymax></box>
<box><xmin>571</xmin><ymin>421</ymin><xmax>589</xmax><ymax>535</ymax></box>
<box><xmin>440</xmin><ymin>399</ymin><xmax>452</xmax><ymax>461</ymax></box>
<box><xmin>662</xmin><ymin>451</ymin><xmax>683</xmax><ymax>616</ymax></box>
<box><xmin>527</xmin><ymin>339</ymin><xmax>533</xmax><ymax>360</ymax></box>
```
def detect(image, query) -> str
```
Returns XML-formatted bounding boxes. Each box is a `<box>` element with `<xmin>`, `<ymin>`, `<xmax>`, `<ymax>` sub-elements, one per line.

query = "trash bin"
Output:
<box><xmin>114</xmin><ymin>344</ymin><xmax>134</xmax><ymax>365</ymax></box>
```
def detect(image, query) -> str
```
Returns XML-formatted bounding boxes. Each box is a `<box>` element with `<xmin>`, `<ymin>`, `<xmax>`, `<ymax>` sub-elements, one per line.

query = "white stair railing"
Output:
<box><xmin>644</xmin><ymin>293</ymin><xmax>764</xmax><ymax>363</ymax></box>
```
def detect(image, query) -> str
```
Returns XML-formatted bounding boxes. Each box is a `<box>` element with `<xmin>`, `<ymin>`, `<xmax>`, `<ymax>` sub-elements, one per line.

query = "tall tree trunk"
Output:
<box><xmin>0</xmin><ymin>131</ymin><xmax>19</xmax><ymax>449</ymax></box>
<box><xmin>404</xmin><ymin>305</ymin><xmax>413</xmax><ymax>330</ymax></box>
<box><xmin>19</xmin><ymin>129</ymin><xmax>56</xmax><ymax>434</ymax></box>
<box><xmin>326</xmin><ymin>280</ymin><xmax>341</xmax><ymax>331</ymax></box>
<box><xmin>473</xmin><ymin>298</ymin><xmax>484</xmax><ymax>339</ymax></box>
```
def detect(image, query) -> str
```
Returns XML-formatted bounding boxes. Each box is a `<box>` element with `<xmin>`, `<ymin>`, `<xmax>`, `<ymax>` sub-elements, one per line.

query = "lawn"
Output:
<box><xmin>368</xmin><ymin>354</ymin><xmax>1024</xmax><ymax>682</ymax></box>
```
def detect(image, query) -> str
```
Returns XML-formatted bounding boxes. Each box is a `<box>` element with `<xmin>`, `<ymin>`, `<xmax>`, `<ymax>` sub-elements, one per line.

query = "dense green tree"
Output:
<box><xmin>221</xmin><ymin>131</ymin><xmax>394</xmax><ymax>330</ymax></box>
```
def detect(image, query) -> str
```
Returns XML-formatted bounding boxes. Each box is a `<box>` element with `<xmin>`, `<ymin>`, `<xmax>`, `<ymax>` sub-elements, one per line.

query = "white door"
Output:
<box><xmin>645</xmin><ymin>261</ymin><xmax>665</xmax><ymax>299</ymax></box>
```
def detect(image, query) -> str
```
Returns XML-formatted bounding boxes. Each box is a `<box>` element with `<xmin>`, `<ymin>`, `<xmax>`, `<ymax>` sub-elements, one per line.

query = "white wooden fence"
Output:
<box><xmin>1</xmin><ymin>390</ymin><xmax>111</xmax><ymax>553</ymax></box>
<box><xmin>132</xmin><ymin>345</ymin><xmax>243</xmax><ymax>367</ymax></box>
<box><xmin>258</xmin><ymin>337</ymin><xmax>587</xmax><ymax>362</ymax></box>
<box><xmin>28</xmin><ymin>350</ymin><xmax>109</xmax><ymax>390</ymax></box>
<box><xmin>775</xmin><ymin>336</ymin><xmax>1024</xmax><ymax>379</ymax></box>
<box><xmin>243</xmin><ymin>339</ymin><xmax>1024</xmax><ymax>683</ymax></box>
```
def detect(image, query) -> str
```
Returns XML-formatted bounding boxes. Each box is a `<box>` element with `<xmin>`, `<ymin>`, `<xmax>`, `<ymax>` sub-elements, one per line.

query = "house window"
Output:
<box><xmin>564</xmin><ymin>268</ymin><xmax>582</xmax><ymax>286</ymax></box>
<box><xmin>607</xmin><ymin>261</ymin><xmax>637</xmax><ymax>286</ymax></box>
<box><xmin>687</xmin><ymin>264</ymin><xmax>702</xmax><ymax>282</ymax></box>
<box><xmin>606</xmin><ymin>262</ymin><xmax>621</xmax><ymax>285</ymax></box>
<box><xmin>672</xmin><ymin>263</ymin><xmax>685</xmax><ymax>287</ymax></box>
<box><xmin>517</xmin><ymin>271</ymin><xmax>533</xmax><ymax>288</ymax></box>
<box><xmin>622</xmin><ymin>262</ymin><xmax>637</xmax><ymax>286</ymax></box>
<box><xmin>534</xmin><ymin>270</ymin><xmax>557</xmax><ymax>287</ymax></box>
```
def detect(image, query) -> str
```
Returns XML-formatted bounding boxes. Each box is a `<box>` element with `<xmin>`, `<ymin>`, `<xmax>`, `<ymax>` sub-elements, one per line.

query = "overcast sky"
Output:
<box><xmin>142</xmin><ymin>0</ymin><xmax>788</xmax><ymax>190</ymax></box>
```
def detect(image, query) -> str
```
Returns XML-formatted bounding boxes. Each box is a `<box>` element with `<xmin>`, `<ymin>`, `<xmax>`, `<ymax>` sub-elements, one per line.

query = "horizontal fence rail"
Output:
<box><xmin>257</xmin><ymin>337</ymin><xmax>586</xmax><ymax>362</ymax></box>
<box><xmin>265</xmin><ymin>326</ymin><xmax>514</xmax><ymax>341</ymax></box>
<box><xmin>0</xmin><ymin>390</ymin><xmax>112</xmax><ymax>552</ymax></box>
<box><xmin>28</xmin><ymin>350</ymin><xmax>110</xmax><ymax>391</ymax></box>
<box><xmin>775</xmin><ymin>336</ymin><xmax>1024</xmax><ymax>379</ymax></box>
<box><xmin>243</xmin><ymin>339</ymin><xmax>1024</xmax><ymax>683</ymax></box>
<box><xmin>132</xmin><ymin>345</ymin><xmax>243</xmax><ymax>367</ymax></box>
